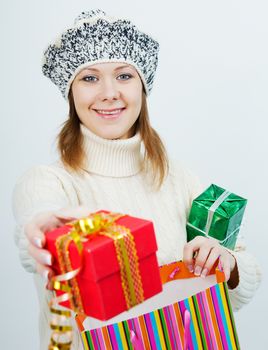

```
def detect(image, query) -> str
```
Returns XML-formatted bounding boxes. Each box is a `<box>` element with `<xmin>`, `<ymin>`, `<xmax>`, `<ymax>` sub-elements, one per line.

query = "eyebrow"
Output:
<box><xmin>82</xmin><ymin>65</ymin><xmax>134</xmax><ymax>73</ymax></box>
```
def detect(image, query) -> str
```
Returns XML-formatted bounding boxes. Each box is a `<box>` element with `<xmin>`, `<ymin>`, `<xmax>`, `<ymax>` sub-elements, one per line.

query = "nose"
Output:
<box><xmin>99</xmin><ymin>78</ymin><xmax>120</xmax><ymax>101</ymax></box>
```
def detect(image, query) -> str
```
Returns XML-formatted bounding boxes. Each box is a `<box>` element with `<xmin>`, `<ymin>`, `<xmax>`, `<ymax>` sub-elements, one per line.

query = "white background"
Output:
<box><xmin>1</xmin><ymin>0</ymin><xmax>267</xmax><ymax>348</ymax></box>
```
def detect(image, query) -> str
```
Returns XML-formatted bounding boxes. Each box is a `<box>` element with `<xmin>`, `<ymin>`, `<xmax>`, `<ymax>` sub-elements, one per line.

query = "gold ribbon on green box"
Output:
<box><xmin>186</xmin><ymin>184</ymin><xmax>247</xmax><ymax>250</ymax></box>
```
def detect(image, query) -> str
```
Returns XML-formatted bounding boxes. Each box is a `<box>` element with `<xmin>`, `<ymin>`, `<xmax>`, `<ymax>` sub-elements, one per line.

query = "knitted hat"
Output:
<box><xmin>42</xmin><ymin>9</ymin><xmax>159</xmax><ymax>99</ymax></box>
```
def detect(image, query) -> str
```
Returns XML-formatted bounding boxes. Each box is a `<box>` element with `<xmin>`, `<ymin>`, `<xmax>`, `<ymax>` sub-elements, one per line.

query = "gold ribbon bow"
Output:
<box><xmin>48</xmin><ymin>211</ymin><xmax>144</xmax><ymax>350</ymax></box>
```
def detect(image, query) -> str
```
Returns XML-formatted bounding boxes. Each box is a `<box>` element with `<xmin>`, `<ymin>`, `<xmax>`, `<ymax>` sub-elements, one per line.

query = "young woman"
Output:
<box><xmin>12</xmin><ymin>9</ymin><xmax>261</xmax><ymax>350</ymax></box>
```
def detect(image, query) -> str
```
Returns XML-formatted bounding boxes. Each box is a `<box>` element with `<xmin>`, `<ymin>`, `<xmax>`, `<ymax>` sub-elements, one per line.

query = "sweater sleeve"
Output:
<box><xmin>12</xmin><ymin>164</ymin><xmax>79</xmax><ymax>273</ymax></box>
<box><xmin>226</xmin><ymin>232</ymin><xmax>262</xmax><ymax>311</ymax></box>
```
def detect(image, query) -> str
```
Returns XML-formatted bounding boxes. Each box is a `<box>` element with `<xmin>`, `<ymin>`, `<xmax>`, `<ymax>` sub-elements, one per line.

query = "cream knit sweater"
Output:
<box><xmin>12</xmin><ymin>124</ymin><xmax>261</xmax><ymax>350</ymax></box>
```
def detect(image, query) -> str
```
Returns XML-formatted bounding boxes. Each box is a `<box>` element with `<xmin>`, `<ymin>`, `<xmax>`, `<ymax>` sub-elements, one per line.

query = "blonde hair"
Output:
<box><xmin>57</xmin><ymin>90</ymin><xmax>169</xmax><ymax>190</ymax></box>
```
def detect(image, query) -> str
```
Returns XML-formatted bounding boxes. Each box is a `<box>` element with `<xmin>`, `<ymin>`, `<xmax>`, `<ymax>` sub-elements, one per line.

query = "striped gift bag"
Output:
<box><xmin>76</xmin><ymin>262</ymin><xmax>240</xmax><ymax>350</ymax></box>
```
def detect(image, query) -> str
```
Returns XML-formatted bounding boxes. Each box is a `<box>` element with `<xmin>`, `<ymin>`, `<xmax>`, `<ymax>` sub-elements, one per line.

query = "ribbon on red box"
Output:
<box><xmin>48</xmin><ymin>212</ymin><xmax>145</xmax><ymax>350</ymax></box>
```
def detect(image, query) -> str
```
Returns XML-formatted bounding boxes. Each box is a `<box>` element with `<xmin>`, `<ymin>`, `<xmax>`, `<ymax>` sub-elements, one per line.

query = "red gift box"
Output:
<box><xmin>45</xmin><ymin>211</ymin><xmax>162</xmax><ymax>320</ymax></box>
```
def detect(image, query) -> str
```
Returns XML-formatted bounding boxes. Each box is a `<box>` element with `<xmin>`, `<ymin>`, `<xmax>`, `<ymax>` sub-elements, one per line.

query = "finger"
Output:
<box><xmin>194</xmin><ymin>243</ymin><xmax>219</xmax><ymax>277</ymax></box>
<box><xmin>25</xmin><ymin>211</ymin><xmax>61</xmax><ymax>245</ymax></box>
<box><xmin>183</xmin><ymin>236</ymin><xmax>208</xmax><ymax>272</ymax></box>
<box><xmin>198</xmin><ymin>246</ymin><xmax>222</xmax><ymax>278</ymax></box>
<box><xmin>28</xmin><ymin>243</ymin><xmax>53</xmax><ymax>266</ymax></box>
<box><xmin>25</xmin><ymin>221</ymin><xmax>46</xmax><ymax>248</ymax></box>
<box><xmin>36</xmin><ymin>263</ymin><xmax>55</xmax><ymax>291</ymax></box>
<box><xmin>218</xmin><ymin>253</ymin><xmax>231</xmax><ymax>281</ymax></box>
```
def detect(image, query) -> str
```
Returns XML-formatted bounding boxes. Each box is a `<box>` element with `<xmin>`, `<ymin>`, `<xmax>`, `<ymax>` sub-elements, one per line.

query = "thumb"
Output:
<box><xmin>53</xmin><ymin>206</ymin><xmax>91</xmax><ymax>223</ymax></box>
<box><xmin>25</xmin><ymin>211</ymin><xmax>60</xmax><ymax>247</ymax></box>
<box><xmin>26</xmin><ymin>207</ymin><xmax>91</xmax><ymax>249</ymax></box>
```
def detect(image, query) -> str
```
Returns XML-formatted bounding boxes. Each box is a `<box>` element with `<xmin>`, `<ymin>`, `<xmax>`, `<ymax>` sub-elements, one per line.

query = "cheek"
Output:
<box><xmin>127</xmin><ymin>85</ymin><xmax>142</xmax><ymax>112</ymax></box>
<box><xmin>72</xmin><ymin>86</ymin><xmax>95</xmax><ymax>110</ymax></box>
<box><xmin>132</xmin><ymin>93</ymin><xmax>142</xmax><ymax>117</ymax></box>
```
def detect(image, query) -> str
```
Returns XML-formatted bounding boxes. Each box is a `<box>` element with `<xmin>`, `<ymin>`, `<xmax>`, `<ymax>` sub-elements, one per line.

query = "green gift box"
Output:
<box><xmin>186</xmin><ymin>184</ymin><xmax>247</xmax><ymax>250</ymax></box>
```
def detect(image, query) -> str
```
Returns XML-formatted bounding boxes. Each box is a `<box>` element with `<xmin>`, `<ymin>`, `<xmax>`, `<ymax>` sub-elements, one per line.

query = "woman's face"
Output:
<box><xmin>71</xmin><ymin>62</ymin><xmax>143</xmax><ymax>140</ymax></box>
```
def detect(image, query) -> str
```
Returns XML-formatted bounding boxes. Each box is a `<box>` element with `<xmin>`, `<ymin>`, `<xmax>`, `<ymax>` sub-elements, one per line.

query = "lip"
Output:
<box><xmin>94</xmin><ymin>108</ymin><xmax>126</xmax><ymax>120</ymax></box>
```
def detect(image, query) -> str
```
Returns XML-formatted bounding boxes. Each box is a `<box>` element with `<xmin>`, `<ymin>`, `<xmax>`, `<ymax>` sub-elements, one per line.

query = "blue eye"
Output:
<box><xmin>83</xmin><ymin>75</ymin><xmax>98</xmax><ymax>82</ymax></box>
<box><xmin>117</xmin><ymin>74</ymin><xmax>133</xmax><ymax>80</ymax></box>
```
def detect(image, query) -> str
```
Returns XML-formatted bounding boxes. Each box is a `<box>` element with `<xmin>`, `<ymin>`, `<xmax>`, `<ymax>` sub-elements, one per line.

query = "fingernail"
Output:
<box><xmin>42</xmin><ymin>270</ymin><xmax>49</xmax><ymax>283</ymax></box>
<box><xmin>187</xmin><ymin>265</ymin><xmax>194</xmax><ymax>273</ymax></box>
<box><xmin>42</xmin><ymin>253</ymin><xmax>52</xmax><ymax>266</ymax></box>
<box><xmin>201</xmin><ymin>268</ymin><xmax>208</xmax><ymax>278</ymax></box>
<box><xmin>194</xmin><ymin>265</ymin><xmax>202</xmax><ymax>276</ymax></box>
<box><xmin>33</xmin><ymin>236</ymin><xmax>43</xmax><ymax>248</ymax></box>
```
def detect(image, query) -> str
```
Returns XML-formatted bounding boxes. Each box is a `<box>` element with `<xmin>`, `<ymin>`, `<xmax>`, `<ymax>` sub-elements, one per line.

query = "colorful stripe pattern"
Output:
<box><xmin>80</xmin><ymin>282</ymin><xmax>240</xmax><ymax>350</ymax></box>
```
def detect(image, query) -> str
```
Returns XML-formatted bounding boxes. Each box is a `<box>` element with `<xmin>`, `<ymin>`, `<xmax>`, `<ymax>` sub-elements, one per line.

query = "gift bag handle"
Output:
<box><xmin>130</xmin><ymin>330</ymin><xmax>144</xmax><ymax>350</ymax></box>
<box><xmin>183</xmin><ymin>309</ymin><xmax>191</xmax><ymax>350</ymax></box>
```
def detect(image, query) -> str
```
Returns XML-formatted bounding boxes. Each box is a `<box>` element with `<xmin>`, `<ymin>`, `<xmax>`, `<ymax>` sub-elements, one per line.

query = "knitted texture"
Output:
<box><xmin>12</xmin><ymin>125</ymin><xmax>261</xmax><ymax>349</ymax></box>
<box><xmin>42</xmin><ymin>9</ymin><xmax>159</xmax><ymax>99</ymax></box>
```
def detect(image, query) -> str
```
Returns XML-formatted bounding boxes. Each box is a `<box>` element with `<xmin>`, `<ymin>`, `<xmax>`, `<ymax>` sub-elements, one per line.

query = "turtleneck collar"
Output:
<box><xmin>80</xmin><ymin>124</ymin><xmax>143</xmax><ymax>177</ymax></box>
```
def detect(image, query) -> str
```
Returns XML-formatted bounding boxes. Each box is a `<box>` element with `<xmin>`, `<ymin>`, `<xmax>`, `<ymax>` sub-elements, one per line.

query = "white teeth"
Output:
<box><xmin>96</xmin><ymin>109</ymin><xmax>123</xmax><ymax>115</ymax></box>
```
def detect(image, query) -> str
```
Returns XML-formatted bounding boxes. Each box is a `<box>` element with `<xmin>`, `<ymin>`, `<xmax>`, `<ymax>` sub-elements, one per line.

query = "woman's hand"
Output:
<box><xmin>25</xmin><ymin>206</ymin><xmax>91</xmax><ymax>290</ymax></box>
<box><xmin>183</xmin><ymin>236</ymin><xmax>238</xmax><ymax>286</ymax></box>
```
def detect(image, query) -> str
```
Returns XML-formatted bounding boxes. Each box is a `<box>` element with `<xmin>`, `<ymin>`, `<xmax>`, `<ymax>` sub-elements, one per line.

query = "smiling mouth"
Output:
<box><xmin>94</xmin><ymin>108</ymin><xmax>126</xmax><ymax>119</ymax></box>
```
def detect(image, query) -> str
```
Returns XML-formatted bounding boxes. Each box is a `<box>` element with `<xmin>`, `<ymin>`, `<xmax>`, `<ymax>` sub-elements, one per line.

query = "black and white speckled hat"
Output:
<box><xmin>42</xmin><ymin>9</ymin><xmax>159</xmax><ymax>99</ymax></box>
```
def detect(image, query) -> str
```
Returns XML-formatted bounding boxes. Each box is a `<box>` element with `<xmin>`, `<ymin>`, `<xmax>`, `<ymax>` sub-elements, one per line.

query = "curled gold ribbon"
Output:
<box><xmin>48</xmin><ymin>268</ymin><xmax>80</xmax><ymax>349</ymax></box>
<box><xmin>48</xmin><ymin>212</ymin><xmax>144</xmax><ymax>350</ymax></box>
